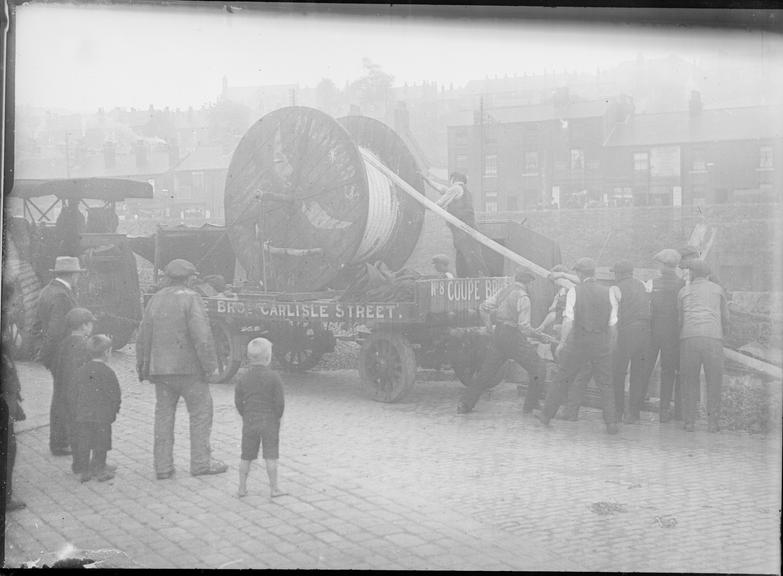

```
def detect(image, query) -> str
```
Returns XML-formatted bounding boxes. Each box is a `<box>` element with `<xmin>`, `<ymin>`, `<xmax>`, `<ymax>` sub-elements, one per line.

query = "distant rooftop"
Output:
<box><xmin>605</xmin><ymin>105</ymin><xmax>782</xmax><ymax>147</ymax></box>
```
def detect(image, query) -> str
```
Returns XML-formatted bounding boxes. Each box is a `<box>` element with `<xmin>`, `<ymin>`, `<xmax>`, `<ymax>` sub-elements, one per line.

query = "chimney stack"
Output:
<box><xmin>103</xmin><ymin>141</ymin><xmax>116</xmax><ymax>170</ymax></box>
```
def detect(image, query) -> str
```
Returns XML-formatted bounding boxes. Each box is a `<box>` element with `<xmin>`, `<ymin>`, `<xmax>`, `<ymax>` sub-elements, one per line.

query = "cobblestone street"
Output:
<box><xmin>4</xmin><ymin>350</ymin><xmax>781</xmax><ymax>571</ymax></box>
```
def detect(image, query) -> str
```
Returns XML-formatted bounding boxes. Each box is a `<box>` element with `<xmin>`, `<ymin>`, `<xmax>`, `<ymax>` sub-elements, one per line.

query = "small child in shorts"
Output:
<box><xmin>73</xmin><ymin>335</ymin><xmax>121</xmax><ymax>482</ymax></box>
<box><xmin>234</xmin><ymin>338</ymin><xmax>286</xmax><ymax>498</ymax></box>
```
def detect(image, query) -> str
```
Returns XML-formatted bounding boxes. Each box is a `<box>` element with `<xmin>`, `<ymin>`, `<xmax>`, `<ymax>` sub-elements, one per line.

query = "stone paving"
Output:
<box><xmin>3</xmin><ymin>350</ymin><xmax>781</xmax><ymax>571</ymax></box>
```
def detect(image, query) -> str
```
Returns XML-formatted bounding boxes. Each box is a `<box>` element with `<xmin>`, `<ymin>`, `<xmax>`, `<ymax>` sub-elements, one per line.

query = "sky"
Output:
<box><xmin>13</xmin><ymin>3</ymin><xmax>782</xmax><ymax>113</ymax></box>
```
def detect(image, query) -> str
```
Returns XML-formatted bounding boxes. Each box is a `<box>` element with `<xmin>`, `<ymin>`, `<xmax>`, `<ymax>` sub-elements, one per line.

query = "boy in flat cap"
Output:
<box><xmin>609</xmin><ymin>260</ymin><xmax>652</xmax><ymax>424</ymax></box>
<box><xmin>677</xmin><ymin>259</ymin><xmax>728</xmax><ymax>433</ymax></box>
<box><xmin>54</xmin><ymin>307</ymin><xmax>96</xmax><ymax>474</ymax></box>
<box><xmin>431</xmin><ymin>254</ymin><xmax>455</xmax><ymax>279</ymax></box>
<box><xmin>73</xmin><ymin>335</ymin><xmax>121</xmax><ymax>482</ymax></box>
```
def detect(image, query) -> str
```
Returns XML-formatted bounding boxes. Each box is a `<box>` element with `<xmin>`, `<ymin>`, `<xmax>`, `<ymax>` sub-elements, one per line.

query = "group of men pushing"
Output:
<box><xmin>449</xmin><ymin>246</ymin><xmax>727</xmax><ymax>436</ymax></box>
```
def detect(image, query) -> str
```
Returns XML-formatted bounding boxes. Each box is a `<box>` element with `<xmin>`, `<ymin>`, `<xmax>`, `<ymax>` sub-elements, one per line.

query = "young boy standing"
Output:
<box><xmin>234</xmin><ymin>338</ymin><xmax>286</xmax><ymax>499</ymax></box>
<box><xmin>73</xmin><ymin>335</ymin><xmax>121</xmax><ymax>482</ymax></box>
<box><xmin>54</xmin><ymin>307</ymin><xmax>95</xmax><ymax>475</ymax></box>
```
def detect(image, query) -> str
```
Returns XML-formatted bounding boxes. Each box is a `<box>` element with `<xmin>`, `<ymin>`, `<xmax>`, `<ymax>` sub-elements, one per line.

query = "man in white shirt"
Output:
<box><xmin>538</xmin><ymin>257</ymin><xmax>620</xmax><ymax>434</ymax></box>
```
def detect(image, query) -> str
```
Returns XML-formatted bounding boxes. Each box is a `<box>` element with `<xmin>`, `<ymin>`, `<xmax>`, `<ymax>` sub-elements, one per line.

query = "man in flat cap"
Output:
<box><xmin>136</xmin><ymin>259</ymin><xmax>227</xmax><ymax>478</ymax></box>
<box><xmin>431</xmin><ymin>254</ymin><xmax>455</xmax><ymax>279</ymax></box>
<box><xmin>677</xmin><ymin>259</ymin><xmax>728</xmax><ymax>433</ymax></box>
<box><xmin>32</xmin><ymin>256</ymin><xmax>85</xmax><ymax>455</ymax></box>
<box><xmin>609</xmin><ymin>259</ymin><xmax>652</xmax><ymax>424</ymax></box>
<box><xmin>539</xmin><ymin>257</ymin><xmax>620</xmax><ymax>434</ymax></box>
<box><xmin>458</xmin><ymin>267</ymin><xmax>546</xmax><ymax>414</ymax></box>
<box><xmin>422</xmin><ymin>171</ymin><xmax>487</xmax><ymax>278</ymax></box>
<box><xmin>678</xmin><ymin>244</ymin><xmax>722</xmax><ymax>287</ymax></box>
<box><xmin>643</xmin><ymin>249</ymin><xmax>685</xmax><ymax>422</ymax></box>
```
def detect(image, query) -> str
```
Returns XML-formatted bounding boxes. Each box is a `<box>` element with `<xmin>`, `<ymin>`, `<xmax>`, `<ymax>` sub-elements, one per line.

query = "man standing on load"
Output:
<box><xmin>422</xmin><ymin>171</ymin><xmax>488</xmax><ymax>278</ymax></box>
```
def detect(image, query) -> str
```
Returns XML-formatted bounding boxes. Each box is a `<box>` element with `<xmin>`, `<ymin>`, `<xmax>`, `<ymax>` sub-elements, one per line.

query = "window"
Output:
<box><xmin>760</xmin><ymin>146</ymin><xmax>774</xmax><ymax>169</ymax></box>
<box><xmin>524</xmin><ymin>151</ymin><xmax>539</xmax><ymax>172</ymax></box>
<box><xmin>485</xmin><ymin>201</ymin><xmax>498</xmax><ymax>213</ymax></box>
<box><xmin>570</xmin><ymin>149</ymin><xmax>584</xmax><ymax>170</ymax></box>
<box><xmin>633</xmin><ymin>152</ymin><xmax>649</xmax><ymax>172</ymax></box>
<box><xmin>692</xmin><ymin>148</ymin><xmax>706</xmax><ymax>171</ymax></box>
<box><xmin>507</xmin><ymin>195</ymin><xmax>518</xmax><ymax>211</ymax></box>
<box><xmin>484</xmin><ymin>154</ymin><xmax>498</xmax><ymax>177</ymax></box>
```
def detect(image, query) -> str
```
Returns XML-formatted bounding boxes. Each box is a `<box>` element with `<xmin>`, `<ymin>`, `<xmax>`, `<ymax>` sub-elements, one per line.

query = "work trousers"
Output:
<box><xmin>73</xmin><ymin>422</ymin><xmax>111</xmax><ymax>473</ymax></box>
<box><xmin>461</xmin><ymin>324</ymin><xmax>545</xmax><ymax>413</ymax></box>
<box><xmin>612</xmin><ymin>322</ymin><xmax>652</xmax><ymax>419</ymax></box>
<box><xmin>449</xmin><ymin>224</ymin><xmax>487</xmax><ymax>278</ymax></box>
<box><xmin>680</xmin><ymin>337</ymin><xmax>723</xmax><ymax>429</ymax></box>
<box><xmin>49</xmin><ymin>371</ymin><xmax>72</xmax><ymax>454</ymax></box>
<box><xmin>153</xmin><ymin>376</ymin><xmax>214</xmax><ymax>475</ymax></box>
<box><xmin>645</xmin><ymin>322</ymin><xmax>681</xmax><ymax>418</ymax></box>
<box><xmin>554</xmin><ymin>365</ymin><xmax>592</xmax><ymax>419</ymax></box>
<box><xmin>2</xmin><ymin>407</ymin><xmax>16</xmax><ymax>502</ymax></box>
<box><xmin>543</xmin><ymin>333</ymin><xmax>617</xmax><ymax>426</ymax></box>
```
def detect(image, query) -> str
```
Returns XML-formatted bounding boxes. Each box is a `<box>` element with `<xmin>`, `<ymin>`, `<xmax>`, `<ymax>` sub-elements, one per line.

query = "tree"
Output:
<box><xmin>349</xmin><ymin>58</ymin><xmax>394</xmax><ymax>106</ymax></box>
<box><xmin>315</xmin><ymin>78</ymin><xmax>341</xmax><ymax>116</ymax></box>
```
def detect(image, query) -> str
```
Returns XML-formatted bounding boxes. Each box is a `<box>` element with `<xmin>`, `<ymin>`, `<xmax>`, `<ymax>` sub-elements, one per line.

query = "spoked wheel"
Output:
<box><xmin>273</xmin><ymin>321</ymin><xmax>328</xmax><ymax>372</ymax></box>
<box><xmin>358</xmin><ymin>331</ymin><xmax>416</xmax><ymax>403</ymax></box>
<box><xmin>211</xmin><ymin>320</ymin><xmax>241</xmax><ymax>383</ymax></box>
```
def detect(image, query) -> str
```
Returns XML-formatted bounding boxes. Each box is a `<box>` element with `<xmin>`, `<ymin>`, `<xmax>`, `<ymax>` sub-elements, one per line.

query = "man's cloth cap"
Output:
<box><xmin>684</xmin><ymin>258</ymin><xmax>711</xmax><ymax>277</ymax></box>
<box><xmin>51</xmin><ymin>256</ymin><xmax>85</xmax><ymax>274</ymax></box>
<box><xmin>65</xmin><ymin>307</ymin><xmax>96</xmax><ymax>328</ymax></box>
<box><xmin>573</xmin><ymin>257</ymin><xmax>596</xmax><ymax>273</ymax></box>
<box><xmin>653</xmin><ymin>249</ymin><xmax>681</xmax><ymax>267</ymax></box>
<box><xmin>515</xmin><ymin>267</ymin><xmax>536</xmax><ymax>283</ymax></box>
<box><xmin>164</xmin><ymin>259</ymin><xmax>198</xmax><ymax>279</ymax></box>
<box><xmin>612</xmin><ymin>260</ymin><xmax>634</xmax><ymax>275</ymax></box>
<box><xmin>678</xmin><ymin>244</ymin><xmax>700</xmax><ymax>259</ymax></box>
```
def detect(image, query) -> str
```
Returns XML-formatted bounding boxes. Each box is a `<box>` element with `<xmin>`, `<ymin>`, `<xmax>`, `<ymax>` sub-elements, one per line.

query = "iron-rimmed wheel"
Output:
<box><xmin>211</xmin><ymin>320</ymin><xmax>241</xmax><ymax>383</ymax></box>
<box><xmin>358</xmin><ymin>331</ymin><xmax>416</xmax><ymax>403</ymax></box>
<box><xmin>273</xmin><ymin>321</ymin><xmax>327</xmax><ymax>372</ymax></box>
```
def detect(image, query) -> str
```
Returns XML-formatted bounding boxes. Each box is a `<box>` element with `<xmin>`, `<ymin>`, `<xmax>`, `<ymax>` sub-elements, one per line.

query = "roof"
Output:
<box><xmin>14</xmin><ymin>149</ymin><xmax>172</xmax><ymax>180</ymax></box>
<box><xmin>11</xmin><ymin>178</ymin><xmax>153</xmax><ymax>201</ymax></box>
<box><xmin>448</xmin><ymin>100</ymin><xmax>608</xmax><ymax>128</ymax></box>
<box><xmin>174</xmin><ymin>146</ymin><xmax>233</xmax><ymax>173</ymax></box>
<box><xmin>605</xmin><ymin>106</ymin><xmax>783</xmax><ymax>147</ymax></box>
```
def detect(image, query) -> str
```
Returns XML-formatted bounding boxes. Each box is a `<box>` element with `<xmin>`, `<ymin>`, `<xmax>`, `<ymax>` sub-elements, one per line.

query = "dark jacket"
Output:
<box><xmin>650</xmin><ymin>269</ymin><xmax>684</xmax><ymax>332</ymax></box>
<box><xmin>54</xmin><ymin>334</ymin><xmax>90</xmax><ymax>416</ymax></box>
<box><xmin>234</xmin><ymin>365</ymin><xmax>285</xmax><ymax>423</ymax></box>
<box><xmin>573</xmin><ymin>280</ymin><xmax>612</xmax><ymax>335</ymax></box>
<box><xmin>448</xmin><ymin>183</ymin><xmax>475</xmax><ymax>225</ymax></box>
<box><xmin>74</xmin><ymin>360</ymin><xmax>121</xmax><ymax>424</ymax></box>
<box><xmin>136</xmin><ymin>284</ymin><xmax>217</xmax><ymax>379</ymax></box>
<box><xmin>33</xmin><ymin>279</ymin><xmax>78</xmax><ymax>370</ymax></box>
<box><xmin>615</xmin><ymin>276</ymin><xmax>651</xmax><ymax>330</ymax></box>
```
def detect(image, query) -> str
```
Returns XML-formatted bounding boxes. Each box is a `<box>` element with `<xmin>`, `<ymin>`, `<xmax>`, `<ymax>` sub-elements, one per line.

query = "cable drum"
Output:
<box><xmin>354</xmin><ymin>147</ymin><xmax>400</xmax><ymax>262</ymax></box>
<box><xmin>224</xmin><ymin>107</ymin><xmax>425</xmax><ymax>292</ymax></box>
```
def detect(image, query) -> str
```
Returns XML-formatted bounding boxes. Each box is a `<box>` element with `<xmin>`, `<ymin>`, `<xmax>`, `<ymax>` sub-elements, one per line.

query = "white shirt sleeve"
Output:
<box><xmin>563</xmin><ymin>286</ymin><xmax>576</xmax><ymax>321</ymax></box>
<box><xmin>609</xmin><ymin>285</ymin><xmax>620</xmax><ymax>327</ymax></box>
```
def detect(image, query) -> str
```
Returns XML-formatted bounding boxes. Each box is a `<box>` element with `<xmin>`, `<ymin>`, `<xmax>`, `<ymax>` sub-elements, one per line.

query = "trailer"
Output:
<box><xmin>202</xmin><ymin>275</ymin><xmax>516</xmax><ymax>402</ymax></box>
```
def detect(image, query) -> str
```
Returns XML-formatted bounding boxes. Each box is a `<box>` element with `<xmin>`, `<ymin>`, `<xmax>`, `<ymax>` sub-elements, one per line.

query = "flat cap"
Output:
<box><xmin>164</xmin><ymin>259</ymin><xmax>198</xmax><ymax>279</ymax></box>
<box><xmin>65</xmin><ymin>307</ymin><xmax>96</xmax><ymax>328</ymax></box>
<box><xmin>612</xmin><ymin>260</ymin><xmax>634</xmax><ymax>276</ymax></box>
<box><xmin>573</xmin><ymin>257</ymin><xmax>596</xmax><ymax>273</ymax></box>
<box><xmin>684</xmin><ymin>258</ymin><xmax>711</xmax><ymax>277</ymax></box>
<box><xmin>431</xmin><ymin>254</ymin><xmax>450</xmax><ymax>264</ymax></box>
<box><xmin>653</xmin><ymin>248</ymin><xmax>681</xmax><ymax>267</ymax></box>
<box><xmin>515</xmin><ymin>267</ymin><xmax>536</xmax><ymax>282</ymax></box>
<box><xmin>677</xmin><ymin>244</ymin><xmax>701</xmax><ymax>260</ymax></box>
